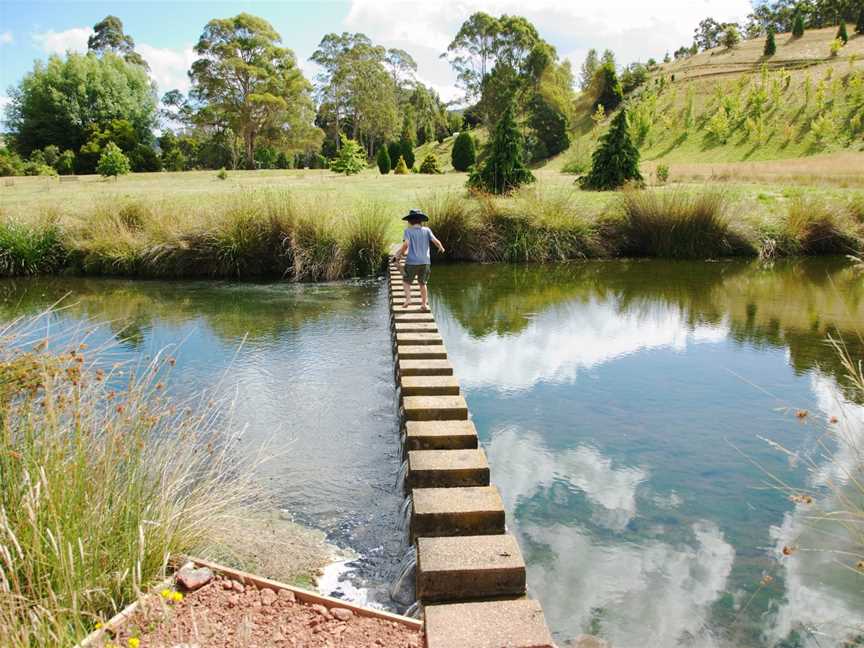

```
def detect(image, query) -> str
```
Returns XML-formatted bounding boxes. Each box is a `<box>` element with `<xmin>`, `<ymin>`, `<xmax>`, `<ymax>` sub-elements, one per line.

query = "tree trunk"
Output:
<box><xmin>244</xmin><ymin>131</ymin><xmax>255</xmax><ymax>170</ymax></box>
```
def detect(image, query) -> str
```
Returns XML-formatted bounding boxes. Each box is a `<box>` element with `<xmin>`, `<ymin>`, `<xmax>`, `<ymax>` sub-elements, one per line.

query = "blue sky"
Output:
<box><xmin>1</xmin><ymin>0</ymin><xmax>756</xmax><ymax>113</ymax></box>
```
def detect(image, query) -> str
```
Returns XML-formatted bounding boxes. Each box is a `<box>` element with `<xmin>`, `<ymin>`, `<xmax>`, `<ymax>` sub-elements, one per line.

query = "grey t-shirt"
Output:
<box><xmin>404</xmin><ymin>226</ymin><xmax>435</xmax><ymax>265</ymax></box>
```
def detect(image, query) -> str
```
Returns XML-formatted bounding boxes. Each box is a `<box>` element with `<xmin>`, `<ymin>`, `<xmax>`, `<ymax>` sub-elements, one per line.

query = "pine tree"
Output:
<box><xmin>393</xmin><ymin>155</ymin><xmax>409</xmax><ymax>175</ymax></box>
<box><xmin>467</xmin><ymin>103</ymin><xmax>535</xmax><ymax>195</ymax></box>
<box><xmin>387</xmin><ymin>142</ymin><xmax>402</xmax><ymax>168</ymax></box>
<box><xmin>837</xmin><ymin>21</ymin><xmax>848</xmax><ymax>45</ymax></box>
<box><xmin>399</xmin><ymin>118</ymin><xmax>416</xmax><ymax>169</ymax></box>
<box><xmin>593</xmin><ymin>63</ymin><xmax>624</xmax><ymax>113</ymax></box>
<box><xmin>581</xmin><ymin>108</ymin><xmax>643</xmax><ymax>191</ymax></box>
<box><xmin>329</xmin><ymin>134</ymin><xmax>367</xmax><ymax>175</ymax></box>
<box><xmin>376</xmin><ymin>146</ymin><xmax>391</xmax><ymax>174</ymax></box>
<box><xmin>792</xmin><ymin>10</ymin><xmax>805</xmax><ymax>38</ymax></box>
<box><xmin>764</xmin><ymin>27</ymin><xmax>777</xmax><ymax>56</ymax></box>
<box><xmin>857</xmin><ymin>7</ymin><xmax>864</xmax><ymax>34</ymax></box>
<box><xmin>451</xmin><ymin>131</ymin><xmax>476</xmax><ymax>171</ymax></box>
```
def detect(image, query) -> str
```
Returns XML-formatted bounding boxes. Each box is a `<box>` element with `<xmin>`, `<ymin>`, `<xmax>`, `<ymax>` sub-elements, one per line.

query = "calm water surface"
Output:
<box><xmin>1</xmin><ymin>257</ymin><xmax>862</xmax><ymax>647</ymax></box>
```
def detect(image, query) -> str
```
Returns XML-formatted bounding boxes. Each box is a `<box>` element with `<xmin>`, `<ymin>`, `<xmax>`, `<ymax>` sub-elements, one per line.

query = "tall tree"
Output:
<box><xmin>792</xmin><ymin>9</ymin><xmax>805</xmax><ymax>37</ymax></box>
<box><xmin>694</xmin><ymin>17</ymin><xmax>727</xmax><ymax>50</ymax></box>
<box><xmin>580</xmin><ymin>49</ymin><xmax>598</xmax><ymax>90</ymax></box>
<box><xmin>592</xmin><ymin>63</ymin><xmax>623</xmax><ymax>112</ymax></box>
<box><xmin>468</xmin><ymin>102</ymin><xmax>534</xmax><ymax>194</ymax></box>
<box><xmin>88</xmin><ymin>15</ymin><xmax>149</xmax><ymax>69</ymax></box>
<box><xmin>190</xmin><ymin>13</ymin><xmax>316</xmax><ymax>169</ymax></box>
<box><xmin>443</xmin><ymin>12</ymin><xmax>502</xmax><ymax>102</ymax></box>
<box><xmin>600</xmin><ymin>49</ymin><xmax>616</xmax><ymax>68</ymax></box>
<box><xmin>6</xmin><ymin>52</ymin><xmax>156</xmax><ymax>157</ymax></box>
<box><xmin>764</xmin><ymin>27</ymin><xmax>777</xmax><ymax>56</ymax></box>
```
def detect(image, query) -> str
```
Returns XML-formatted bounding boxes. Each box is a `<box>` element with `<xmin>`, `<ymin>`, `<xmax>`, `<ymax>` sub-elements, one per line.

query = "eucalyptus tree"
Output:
<box><xmin>88</xmin><ymin>15</ymin><xmax>149</xmax><ymax>69</ymax></box>
<box><xmin>189</xmin><ymin>13</ymin><xmax>316</xmax><ymax>168</ymax></box>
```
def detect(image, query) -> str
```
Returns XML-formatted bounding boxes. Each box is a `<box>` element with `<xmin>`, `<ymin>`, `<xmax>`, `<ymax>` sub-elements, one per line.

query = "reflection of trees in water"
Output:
<box><xmin>432</xmin><ymin>258</ymin><xmax>864</xmax><ymax>400</ymax></box>
<box><xmin>0</xmin><ymin>277</ymin><xmax>375</xmax><ymax>345</ymax></box>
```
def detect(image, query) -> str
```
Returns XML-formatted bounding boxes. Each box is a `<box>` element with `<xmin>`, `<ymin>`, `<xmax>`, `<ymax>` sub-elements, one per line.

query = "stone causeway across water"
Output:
<box><xmin>387</xmin><ymin>258</ymin><xmax>555</xmax><ymax>648</ymax></box>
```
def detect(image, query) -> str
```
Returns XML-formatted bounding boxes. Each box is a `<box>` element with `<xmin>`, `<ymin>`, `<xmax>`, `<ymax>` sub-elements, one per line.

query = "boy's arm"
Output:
<box><xmin>396</xmin><ymin>238</ymin><xmax>409</xmax><ymax>261</ymax></box>
<box><xmin>429</xmin><ymin>230</ymin><xmax>445</xmax><ymax>253</ymax></box>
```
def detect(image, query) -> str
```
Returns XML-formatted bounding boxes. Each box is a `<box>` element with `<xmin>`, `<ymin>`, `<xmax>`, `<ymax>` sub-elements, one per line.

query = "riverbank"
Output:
<box><xmin>0</xmin><ymin>317</ymin><xmax>335</xmax><ymax>648</ymax></box>
<box><xmin>1</xmin><ymin>172</ymin><xmax>862</xmax><ymax>280</ymax></box>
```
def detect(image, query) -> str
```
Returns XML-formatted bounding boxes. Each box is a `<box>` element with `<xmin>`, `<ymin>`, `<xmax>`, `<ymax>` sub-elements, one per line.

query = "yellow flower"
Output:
<box><xmin>128</xmin><ymin>638</ymin><xmax>140</xmax><ymax>648</ymax></box>
<box><xmin>94</xmin><ymin>622</ymin><xmax>103</xmax><ymax>629</ymax></box>
<box><xmin>172</xmin><ymin>591</ymin><xmax>184</xmax><ymax>602</ymax></box>
<box><xmin>160</xmin><ymin>589</ymin><xmax>171</xmax><ymax>599</ymax></box>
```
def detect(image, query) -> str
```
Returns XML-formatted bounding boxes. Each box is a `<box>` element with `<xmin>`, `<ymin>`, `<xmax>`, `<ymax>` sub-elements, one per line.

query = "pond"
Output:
<box><xmin>1</xmin><ymin>257</ymin><xmax>861</xmax><ymax>647</ymax></box>
<box><xmin>428</xmin><ymin>257</ymin><xmax>864</xmax><ymax>648</ymax></box>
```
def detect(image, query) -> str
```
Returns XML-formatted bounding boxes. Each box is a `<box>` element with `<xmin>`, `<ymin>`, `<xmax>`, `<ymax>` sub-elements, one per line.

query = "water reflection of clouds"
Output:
<box><xmin>765</xmin><ymin>375</ymin><xmax>864</xmax><ymax>647</ymax></box>
<box><xmin>487</xmin><ymin>426</ymin><xmax>735</xmax><ymax>647</ymax></box>
<box><xmin>440</xmin><ymin>299</ymin><xmax>729</xmax><ymax>391</ymax></box>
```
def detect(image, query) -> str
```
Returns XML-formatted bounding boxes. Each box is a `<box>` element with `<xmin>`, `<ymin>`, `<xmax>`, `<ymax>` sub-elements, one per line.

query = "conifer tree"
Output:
<box><xmin>792</xmin><ymin>10</ymin><xmax>805</xmax><ymax>38</ymax></box>
<box><xmin>376</xmin><ymin>146</ymin><xmax>391</xmax><ymax>174</ymax></box>
<box><xmin>581</xmin><ymin>108</ymin><xmax>642</xmax><ymax>191</ymax></box>
<box><xmin>467</xmin><ymin>103</ymin><xmax>535</xmax><ymax>194</ymax></box>
<box><xmin>419</xmin><ymin>153</ymin><xmax>442</xmax><ymax>174</ymax></box>
<box><xmin>837</xmin><ymin>21</ymin><xmax>848</xmax><ymax>45</ymax></box>
<box><xmin>451</xmin><ymin>131</ymin><xmax>476</xmax><ymax>171</ymax></box>
<box><xmin>393</xmin><ymin>155</ymin><xmax>409</xmax><ymax>175</ymax></box>
<box><xmin>764</xmin><ymin>27</ymin><xmax>777</xmax><ymax>56</ymax></box>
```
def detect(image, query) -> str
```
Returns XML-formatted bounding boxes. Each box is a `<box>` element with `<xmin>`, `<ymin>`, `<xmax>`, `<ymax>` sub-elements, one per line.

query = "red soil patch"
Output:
<box><xmin>99</xmin><ymin>574</ymin><xmax>423</xmax><ymax>648</ymax></box>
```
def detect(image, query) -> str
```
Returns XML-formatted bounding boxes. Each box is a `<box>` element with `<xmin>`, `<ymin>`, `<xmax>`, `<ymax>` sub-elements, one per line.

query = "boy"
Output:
<box><xmin>395</xmin><ymin>209</ymin><xmax>445</xmax><ymax>312</ymax></box>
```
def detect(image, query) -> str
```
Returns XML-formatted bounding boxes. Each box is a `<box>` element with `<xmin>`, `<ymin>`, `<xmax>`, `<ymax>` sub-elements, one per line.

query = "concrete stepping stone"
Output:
<box><xmin>403</xmin><ymin>395</ymin><xmax>467</xmax><ymax>420</ymax></box>
<box><xmin>408</xmin><ymin>448</ymin><xmax>489</xmax><ymax>487</ymax></box>
<box><xmin>398</xmin><ymin>359</ymin><xmax>453</xmax><ymax>376</ymax></box>
<box><xmin>393</xmin><ymin>313</ymin><xmax>436</xmax><ymax>323</ymax></box>
<box><xmin>424</xmin><ymin>599</ymin><xmax>554</xmax><ymax>648</ymax></box>
<box><xmin>396</xmin><ymin>345</ymin><xmax>447</xmax><ymax>360</ymax></box>
<box><xmin>411</xmin><ymin>486</ymin><xmax>505</xmax><ymax>539</ymax></box>
<box><xmin>394</xmin><ymin>322</ymin><xmax>438</xmax><ymax>333</ymax></box>
<box><xmin>396</xmin><ymin>332</ymin><xmax>444</xmax><ymax>346</ymax></box>
<box><xmin>392</xmin><ymin>305</ymin><xmax>432</xmax><ymax>314</ymax></box>
<box><xmin>416</xmin><ymin>534</ymin><xmax>526</xmax><ymax>602</ymax></box>
<box><xmin>400</xmin><ymin>375</ymin><xmax>459</xmax><ymax>397</ymax></box>
<box><xmin>405</xmin><ymin>420</ymin><xmax>478</xmax><ymax>451</ymax></box>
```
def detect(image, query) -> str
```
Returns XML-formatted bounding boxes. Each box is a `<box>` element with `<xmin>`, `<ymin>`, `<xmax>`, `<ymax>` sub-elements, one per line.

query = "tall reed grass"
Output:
<box><xmin>0</xmin><ymin>215</ymin><xmax>66</xmax><ymax>277</ymax></box>
<box><xmin>0</xmin><ymin>315</ymin><xmax>270</xmax><ymax>647</ymax></box>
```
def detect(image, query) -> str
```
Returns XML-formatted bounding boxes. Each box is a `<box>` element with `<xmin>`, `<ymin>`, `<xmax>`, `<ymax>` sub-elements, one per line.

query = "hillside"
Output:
<box><xmin>553</xmin><ymin>25</ymin><xmax>864</xmax><ymax>174</ymax></box>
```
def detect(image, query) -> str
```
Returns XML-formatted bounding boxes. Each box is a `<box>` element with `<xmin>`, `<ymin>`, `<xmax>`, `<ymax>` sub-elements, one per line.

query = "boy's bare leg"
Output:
<box><xmin>402</xmin><ymin>278</ymin><xmax>413</xmax><ymax>306</ymax></box>
<box><xmin>420</xmin><ymin>283</ymin><xmax>428</xmax><ymax>310</ymax></box>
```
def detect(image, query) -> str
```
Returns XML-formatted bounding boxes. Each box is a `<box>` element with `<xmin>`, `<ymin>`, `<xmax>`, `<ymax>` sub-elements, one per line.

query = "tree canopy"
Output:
<box><xmin>189</xmin><ymin>13</ymin><xmax>317</xmax><ymax>169</ymax></box>
<box><xmin>88</xmin><ymin>15</ymin><xmax>149</xmax><ymax>69</ymax></box>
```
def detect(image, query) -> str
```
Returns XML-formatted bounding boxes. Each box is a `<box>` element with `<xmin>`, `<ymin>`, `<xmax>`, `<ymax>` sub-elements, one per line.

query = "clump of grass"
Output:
<box><xmin>617</xmin><ymin>189</ymin><xmax>752</xmax><ymax>259</ymax></box>
<box><xmin>422</xmin><ymin>192</ymin><xmax>477</xmax><ymax>261</ymax></box>
<box><xmin>0</xmin><ymin>214</ymin><xmax>67</xmax><ymax>276</ymax></box>
<box><xmin>767</xmin><ymin>196</ymin><xmax>862</xmax><ymax>256</ymax></box>
<box><xmin>340</xmin><ymin>205</ymin><xmax>389</xmax><ymax>276</ymax></box>
<box><xmin>0</xmin><ymin>317</ymin><xmax>268</xmax><ymax>647</ymax></box>
<box><xmin>292</xmin><ymin>214</ymin><xmax>344</xmax><ymax>282</ymax></box>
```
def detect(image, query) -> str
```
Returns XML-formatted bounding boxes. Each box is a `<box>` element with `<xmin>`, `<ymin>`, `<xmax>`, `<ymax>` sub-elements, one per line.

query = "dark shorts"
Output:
<box><xmin>403</xmin><ymin>264</ymin><xmax>431</xmax><ymax>284</ymax></box>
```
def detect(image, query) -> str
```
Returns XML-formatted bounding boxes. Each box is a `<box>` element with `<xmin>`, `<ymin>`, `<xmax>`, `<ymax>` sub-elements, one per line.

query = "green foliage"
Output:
<box><xmin>393</xmin><ymin>155</ymin><xmax>410</xmax><ymax>175</ymax></box>
<box><xmin>468</xmin><ymin>103</ymin><xmax>535</xmax><ymax>194</ymax></box>
<box><xmin>217</xmin><ymin>167</ymin><xmax>228</xmax><ymax>180</ymax></box>
<box><xmin>0</xmin><ymin>149</ymin><xmax>24</xmax><ymax>177</ymax></box>
<box><xmin>858</xmin><ymin>8</ymin><xmax>864</xmax><ymax>34</ymax></box>
<box><xmin>276</xmin><ymin>151</ymin><xmax>291</xmax><ymax>169</ymax></box>
<box><xmin>527</xmin><ymin>92</ymin><xmax>570</xmax><ymax>158</ymax></box>
<box><xmin>376</xmin><ymin>146</ymin><xmax>391</xmax><ymax>174</ymax></box>
<box><xmin>723</xmin><ymin>25</ymin><xmax>740</xmax><ymax>49</ymax></box>
<box><xmin>23</xmin><ymin>161</ymin><xmax>58</xmax><ymax>177</ymax></box>
<box><xmin>399</xmin><ymin>124</ymin><xmax>416</xmax><ymax>169</ymax></box>
<box><xmin>190</xmin><ymin>13</ymin><xmax>316</xmax><ymax>168</ymax></box>
<box><xmin>330</xmin><ymin>135</ymin><xmax>367</xmax><ymax>175</ymax></box>
<box><xmin>88</xmin><ymin>14</ymin><xmax>149</xmax><ymax>68</ymax></box>
<box><xmin>764</xmin><ymin>28</ymin><xmax>777</xmax><ymax>56</ymax></box>
<box><xmin>592</xmin><ymin>63</ymin><xmax>624</xmax><ymax>112</ymax></box>
<box><xmin>6</xmin><ymin>52</ymin><xmax>156</xmax><ymax>158</ymax></box>
<box><xmin>96</xmin><ymin>142</ymin><xmax>131</xmax><ymax>178</ymax></box>
<box><xmin>581</xmin><ymin>108</ymin><xmax>642</xmax><ymax>191</ymax></box>
<box><xmin>620</xmin><ymin>63</ymin><xmax>648</xmax><ymax>94</ymax></box>
<box><xmin>254</xmin><ymin>146</ymin><xmax>279</xmax><ymax>169</ymax></box>
<box><xmin>830</xmin><ymin>38</ymin><xmax>844</xmax><ymax>57</ymax></box>
<box><xmin>129</xmin><ymin>144</ymin><xmax>161</xmax><ymax>172</ymax></box>
<box><xmin>387</xmin><ymin>142</ymin><xmax>402</xmax><ymax>169</ymax></box>
<box><xmin>655</xmin><ymin>164</ymin><xmax>670</xmax><ymax>184</ymax></box>
<box><xmin>792</xmin><ymin>11</ymin><xmax>805</xmax><ymax>37</ymax></box>
<box><xmin>837</xmin><ymin>21</ymin><xmax>849</xmax><ymax>44</ymax></box>
<box><xmin>451</xmin><ymin>131</ymin><xmax>477</xmax><ymax>171</ymax></box>
<box><xmin>0</xmin><ymin>220</ymin><xmax>66</xmax><ymax>275</ymax></box>
<box><xmin>340</xmin><ymin>208</ymin><xmax>389</xmax><ymax>276</ymax></box>
<box><xmin>706</xmin><ymin>108</ymin><xmax>732</xmax><ymax>143</ymax></box>
<box><xmin>419</xmin><ymin>153</ymin><xmax>443</xmax><ymax>174</ymax></box>
<box><xmin>162</xmin><ymin>148</ymin><xmax>188</xmax><ymax>172</ymax></box>
<box><xmin>42</xmin><ymin>145</ymin><xmax>60</xmax><ymax>167</ymax></box>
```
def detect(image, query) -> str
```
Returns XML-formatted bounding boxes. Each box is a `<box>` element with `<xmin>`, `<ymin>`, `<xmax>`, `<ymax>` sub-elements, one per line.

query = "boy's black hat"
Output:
<box><xmin>402</xmin><ymin>209</ymin><xmax>429</xmax><ymax>222</ymax></box>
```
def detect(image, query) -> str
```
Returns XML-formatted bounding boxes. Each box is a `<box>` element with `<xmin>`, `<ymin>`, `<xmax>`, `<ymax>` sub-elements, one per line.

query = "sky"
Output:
<box><xmin>0</xmin><ymin>0</ymin><xmax>756</xmax><ymax>116</ymax></box>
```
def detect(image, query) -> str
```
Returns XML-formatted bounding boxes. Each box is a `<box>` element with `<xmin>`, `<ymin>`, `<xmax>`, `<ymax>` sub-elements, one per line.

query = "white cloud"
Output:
<box><xmin>0</xmin><ymin>31</ymin><xmax>13</xmax><ymax>45</ymax></box>
<box><xmin>345</xmin><ymin>0</ymin><xmax>753</xmax><ymax>96</ymax></box>
<box><xmin>137</xmin><ymin>44</ymin><xmax>196</xmax><ymax>95</ymax></box>
<box><xmin>32</xmin><ymin>26</ymin><xmax>92</xmax><ymax>55</ymax></box>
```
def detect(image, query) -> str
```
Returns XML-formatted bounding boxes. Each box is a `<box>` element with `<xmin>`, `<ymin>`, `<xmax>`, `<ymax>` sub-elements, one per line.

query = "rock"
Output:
<box><xmin>261</xmin><ymin>589</ymin><xmax>277</xmax><ymax>606</ymax></box>
<box><xmin>175</xmin><ymin>566</ymin><xmax>214</xmax><ymax>591</ymax></box>
<box><xmin>221</xmin><ymin>580</ymin><xmax>234</xmax><ymax>590</ymax></box>
<box><xmin>232</xmin><ymin>581</ymin><xmax>245</xmax><ymax>593</ymax></box>
<box><xmin>278</xmin><ymin>589</ymin><xmax>296</xmax><ymax>603</ymax></box>
<box><xmin>312</xmin><ymin>603</ymin><xmax>332</xmax><ymax>619</ymax></box>
<box><xmin>331</xmin><ymin>607</ymin><xmax>353</xmax><ymax>622</ymax></box>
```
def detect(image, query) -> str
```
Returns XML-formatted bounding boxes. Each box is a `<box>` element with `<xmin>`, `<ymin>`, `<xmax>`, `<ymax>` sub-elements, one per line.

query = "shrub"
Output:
<box><xmin>830</xmin><ymin>38</ymin><xmax>843</xmax><ymax>57</ymax></box>
<box><xmin>161</xmin><ymin>148</ymin><xmax>187</xmax><ymax>172</ymax></box>
<box><xmin>837</xmin><ymin>21</ymin><xmax>849</xmax><ymax>45</ymax></box>
<box><xmin>655</xmin><ymin>164</ymin><xmax>670</xmax><ymax>184</ymax></box>
<box><xmin>421</xmin><ymin>192</ymin><xmax>477</xmax><ymax>260</ymax></box>
<box><xmin>22</xmin><ymin>162</ymin><xmax>57</xmax><ymax>176</ymax></box>
<box><xmin>0</xmin><ymin>148</ymin><xmax>24</xmax><ymax>176</ymax></box>
<box><xmin>419</xmin><ymin>153</ymin><xmax>443</xmax><ymax>174</ymax></box>
<box><xmin>618</xmin><ymin>190</ymin><xmax>748</xmax><ymax>258</ymax></box>
<box><xmin>399</xmin><ymin>132</ymin><xmax>416</xmax><ymax>169</ymax></box>
<box><xmin>55</xmin><ymin>149</ymin><xmax>76</xmax><ymax>175</ymax></box>
<box><xmin>706</xmin><ymin>108</ymin><xmax>731</xmax><ymax>144</ymax></box>
<box><xmin>764</xmin><ymin>28</ymin><xmax>777</xmax><ymax>56</ymax></box>
<box><xmin>592</xmin><ymin>63</ymin><xmax>623</xmax><ymax>112</ymax></box>
<box><xmin>330</xmin><ymin>135</ymin><xmax>367</xmax><ymax>175</ymax></box>
<box><xmin>129</xmin><ymin>144</ymin><xmax>162</xmax><ymax>172</ymax></box>
<box><xmin>42</xmin><ymin>145</ymin><xmax>60</xmax><ymax>167</ymax></box>
<box><xmin>376</xmin><ymin>146</ymin><xmax>391</xmax><ymax>174</ymax></box>
<box><xmin>723</xmin><ymin>25</ymin><xmax>740</xmax><ymax>49</ymax></box>
<box><xmin>527</xmin><ymin>92</ymin><xmax>570</xmax><ymax>158</ymax></box>
<box><xmin>778</xmin><ymin>196</ymin><xmax>860</xmax><ymax>255</ymax></box>
<box><xmin>341</xmin><ymin>207</ymin><xmax>388</xmax><ymax>275</ymax></box>
<box><xmin>96</xmin><ymin>142</ymin><xmax>131</xmax><ymax>178</ymax></box>
<box><xmin>792</xmin><ymin>11</ymin><xmax>805</xmax><ymax>37</ymax></box>
<box><xmin>581</xmin><ymin>108</ymin><xmax>642</xmax><ymax>191</ymax></box>
<box><xmin>451</xmin><ymin>131</ymin><xmax>476</xmax><ymax>172</ymax></box>
<box><xmin>393</xmin><ymin>155</ymin><xmax>410</xmax><ymax>175</ymax></box>
<box><xmin>217</xmin><ymin>167</ymin><xmax>228</xmax><ymax>180</ymax></box>
<box><xmin>387</xmin><ymin>142</ymin><xmax>402</xmax><ymax>169</ymax></box>
<box><xmin>467</xmin><ymin>103</ymin><xmax>535</xmax><ymax>195</ymax></box>
<box><xmin>0</xmin><ymin>219</ymin><xmax>67</xmax><ymax>275</ymax></box>
<box><xmin>276</xmin><ymin>151</ymin><xmax>291</xmax><ymax>169</ymax></box>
